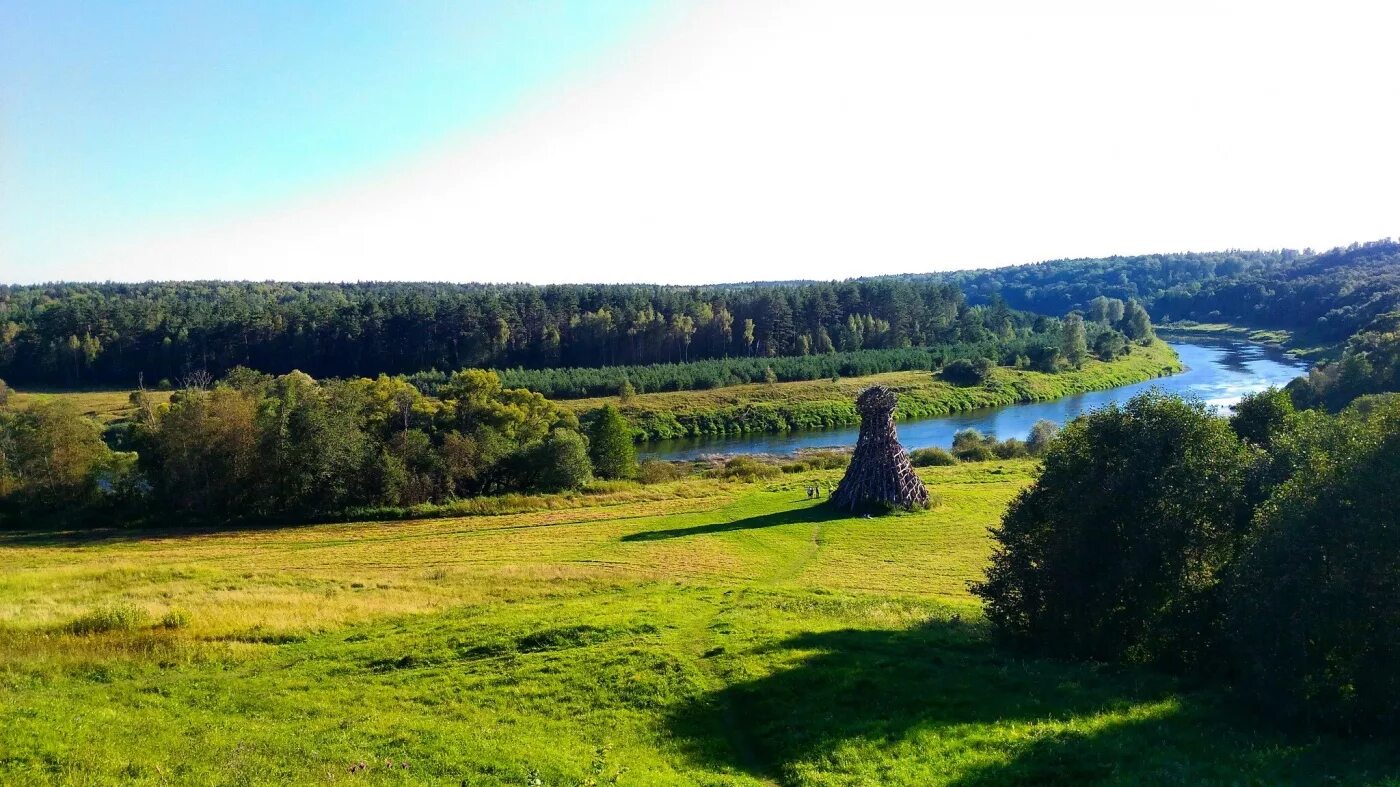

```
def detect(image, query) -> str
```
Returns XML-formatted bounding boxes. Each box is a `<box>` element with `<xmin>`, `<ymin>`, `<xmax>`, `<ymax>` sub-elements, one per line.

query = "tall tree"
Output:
<box><xmin>587</xmin><ymin>405</ymin><xmax>637</xmax><ymax>480</ymax></box>
<box><xmin>1060</xmin><ymin>313</ymin><xmax>1089</xmax><ymax>369</ymax></box>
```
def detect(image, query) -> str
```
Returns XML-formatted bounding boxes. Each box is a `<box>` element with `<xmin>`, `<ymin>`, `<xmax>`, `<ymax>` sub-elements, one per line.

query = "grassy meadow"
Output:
<box><xmin>560</xmin><ymin>341</ymin><xmax>1182</xmax><ymax>440</ymax></box>
<box><xmin>3</xmin><ymin>461</ymin><xmax>1398</xmax><ymax>785</ymax></box>
<box><xmin>6</xmin><ymin>388</ymin><xmax>173</xmax><ymax>424</ymax></box>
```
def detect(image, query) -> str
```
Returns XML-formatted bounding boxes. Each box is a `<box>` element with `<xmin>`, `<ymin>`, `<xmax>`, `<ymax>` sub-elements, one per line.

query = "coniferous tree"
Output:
<box><xmin>587</xmin><ymin>404</ymin><xmax>637</xmax><ymax>480</ymax></box>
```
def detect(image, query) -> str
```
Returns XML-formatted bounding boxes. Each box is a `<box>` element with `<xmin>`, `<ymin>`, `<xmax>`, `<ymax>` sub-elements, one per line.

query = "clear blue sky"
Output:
<box><xmin>1</xmin><ymin>1</ymin><xmax>671</xmax><ymax>280</ymax></box>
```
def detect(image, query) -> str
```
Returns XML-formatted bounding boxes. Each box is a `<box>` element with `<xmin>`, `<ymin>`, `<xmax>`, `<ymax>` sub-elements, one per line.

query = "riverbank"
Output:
<box><xmin>560</xmin><ymin>340</ymin><xmax>1182</xmax><ymax>441</ymax></box>
<box><xmin>1157</xmin><ymin>321</ymin><xmax>1334</xmax><ymax>360</ymax></box>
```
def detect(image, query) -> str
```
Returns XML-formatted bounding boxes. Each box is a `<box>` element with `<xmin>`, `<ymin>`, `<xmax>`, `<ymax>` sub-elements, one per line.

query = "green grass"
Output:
<box><xmin>562</xmin><ymin>341</ymin><xmax>1183</xmax><ymax>440</ymax></box>
<box><xmin>2</xmin><ymin>461</ymin><xmax>1397</xmax><ymax>785</ymax></box>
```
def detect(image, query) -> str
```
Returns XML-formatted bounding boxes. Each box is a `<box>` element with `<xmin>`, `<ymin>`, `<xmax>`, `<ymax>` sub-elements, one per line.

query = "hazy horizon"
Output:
<box><xmin>0</xmin><ymin>238</ymin><xmax>1369</xmax><ymax>288</ymax></box>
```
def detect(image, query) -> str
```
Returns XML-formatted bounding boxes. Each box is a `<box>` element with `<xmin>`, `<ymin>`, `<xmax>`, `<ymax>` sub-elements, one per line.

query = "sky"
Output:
<box><xmin>3</xmin><ymin>0</ymin><xmax>1398</xmax><ymax>285</ymax></box>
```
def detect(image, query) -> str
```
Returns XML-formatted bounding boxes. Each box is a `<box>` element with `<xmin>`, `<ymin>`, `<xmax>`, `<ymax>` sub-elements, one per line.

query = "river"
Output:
<box><xmin>640</xmin><ymin>338</ymin><xmax>1310</xmax><ymax>460</ymax></box>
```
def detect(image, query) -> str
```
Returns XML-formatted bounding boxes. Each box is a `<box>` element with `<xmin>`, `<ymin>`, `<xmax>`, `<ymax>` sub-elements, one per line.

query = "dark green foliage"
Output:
<box><xmin>951</xmin><ymin>429</ymin><xmax>1028</xmax><ymax>462</ymax></box>
<box><xmin>415</xmin><ymin>341</ymin><xmax>1057</xmax><ymax>400</ymax></box>
<box><xmin>940</xmin><ymin>357</ymin><xmax>994</xmax><ymax>387</ymax></box>
<box><xmin>1025</xmin><ymin>344</ymin><xmax>1062</xmax><ymax>373</ymax></box>
<box><xmin>88</xmin><ymin>368</ymin><xmax>586</xmax><ymax>522</ymax></box>
<box><xmin>586</xmin><ymin>405</ymin><xmax>637</xmax><ymax>480</ymax></box>
<box><xmin>1228</xmin><ymin>388</ymin><xmax>1297</xmax><ymax>449</ymax></box>
<box><xmin>951</xmin><ymin>430</ymin><xmax>996</xmax><ymax>461</ymax></box>
<box><xmin>908</xmin><ymin>447</ymin><xmax>957</xmax><ymax>467</ymax></box>
<box><xmin>0</xmin><ymin>378</ymin><xmax>9</xmax><ymax>407</ymax></box>
<box><xmin>1088</xmin><ymin>296</ymin><xmax>1126</xmax><ymax>324</ymax></box>
<box><xmin>1121</xmin><ymin>300</ymin><xmax>1154</xmax><ymax>344</ymax></box>
<box><xmin>1226</xmin><ymin>399</ymin><xmax>1400</xmax><ymax>732</ymax></box>
<box><xmin>1092</xmin><ymin>330</ymin><xmax>1128</xmax><ymax>361</ymax></box>
<box><xmin>974</xmin><ymin>392</ymin><xmax>1253</xmax><ymax>672</ymax></box>
<box><xmin>0</xmin><ymin>278</ymin><xmax>990</xmax><ymax>386</ymax></box>
<box><xmin>1287</xmin><ymin>310</ymin><xmax>1400</xmax><ymax>411</ymax></box>
<box><xmin>0</xmin><ymin>400</ymin><xmax>123</xmax><ymax>515</ymax></box>
<box><xmin>527</xmin><ymin>429</ymin><xmax>593</xmax><ymax>491</ymax></box>
<box><xmin>944</xmin><ymin>240</ymin><xmax>1400</xmax><ymax>350</ymax></box>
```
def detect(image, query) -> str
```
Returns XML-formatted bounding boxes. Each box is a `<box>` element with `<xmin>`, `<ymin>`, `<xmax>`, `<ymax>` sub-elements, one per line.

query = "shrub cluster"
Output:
<box><xmin>1</xmin><ymin>369</ymin><xmax>638</xmax><ymax>525</ymax></box>
<box><xmin>974</xmin><ymin>389</ymin><xmax>1400</xmax><ymax>733</ymax></box>
<box><xmin>908</xmin><ymin>447</ymin><xmax>958</xmax><ymax>467</ymax></box>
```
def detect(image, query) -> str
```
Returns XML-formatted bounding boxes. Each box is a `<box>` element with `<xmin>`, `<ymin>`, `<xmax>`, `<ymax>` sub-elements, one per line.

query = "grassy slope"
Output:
<box><xmin>561</xmin><ymin>341</ymin><xmax>1183</xmax><ymax>440</ymax></box>
<box><xmin>2</xmin><ymin>462</ymin><xmax>1396</xmax><ymax>785</ymax></box>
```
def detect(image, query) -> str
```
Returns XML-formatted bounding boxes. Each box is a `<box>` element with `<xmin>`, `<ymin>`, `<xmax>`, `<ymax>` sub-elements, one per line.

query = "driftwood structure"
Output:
<box><xmin>830</xmin><ymin>386</ymin><xmax>930</xmax><ymax>512</ymax></box>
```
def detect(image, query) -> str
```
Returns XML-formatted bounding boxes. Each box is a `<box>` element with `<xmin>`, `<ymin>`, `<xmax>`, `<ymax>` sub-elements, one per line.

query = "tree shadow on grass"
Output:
<box><xmin>667</xmin><ymin>621</ymin><xmax>1400</xmax><ymax>785</ymax></box>
<box><xmin>620</xmin><ymin>502</ymin><xmax>847</xmax><ymax>542</ymax></box>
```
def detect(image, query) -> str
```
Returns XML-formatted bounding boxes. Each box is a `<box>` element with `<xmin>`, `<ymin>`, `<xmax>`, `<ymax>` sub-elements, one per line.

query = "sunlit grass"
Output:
<box><xmin>6</xmin><ymin>388</ymin><xmax>172</xmax><ymax>423</ymax></box>
<box><xmin>3</xmin><ymin>460</ymin><xmax>1397</xmax><ymax>784</ymax></box>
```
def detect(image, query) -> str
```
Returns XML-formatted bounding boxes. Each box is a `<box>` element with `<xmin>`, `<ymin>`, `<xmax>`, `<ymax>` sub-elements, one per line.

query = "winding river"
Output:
<box><xmin>641</xmin><ymin>338</ymin><xmax>1310</xmax><ymax>460</ymax></box>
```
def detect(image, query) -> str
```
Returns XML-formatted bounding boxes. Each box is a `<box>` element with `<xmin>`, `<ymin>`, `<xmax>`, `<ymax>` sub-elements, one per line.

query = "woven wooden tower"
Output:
<box><xmin>830</xmin><ymin>386</ymin><xmax>930</xmax><ymax>511</ymax></box>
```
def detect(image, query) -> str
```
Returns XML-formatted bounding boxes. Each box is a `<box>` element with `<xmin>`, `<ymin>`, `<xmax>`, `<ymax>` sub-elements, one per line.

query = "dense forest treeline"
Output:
<box><xmin>0</xmin><ymin>307</ymin><xmax>1157</xmax><ymax>522</ymax></box>
<box><xmin>937</xmin><ymin>239</ymin><xmax>1400</xmax><ymax>343</ymax></box>
<box><xmin>0</xmin><ymin>279</ymin><xmax>999</xmax><ymax>387</ymax></box>
<box><xmin>411</xmin><ymin>314</ymin><xmax>1147</xmax><ymax>400</ymax></box>
<box><xmin>5</xmin><ymin>240</ymin><xmax>1395</xmax><ymax>389</ymax></box>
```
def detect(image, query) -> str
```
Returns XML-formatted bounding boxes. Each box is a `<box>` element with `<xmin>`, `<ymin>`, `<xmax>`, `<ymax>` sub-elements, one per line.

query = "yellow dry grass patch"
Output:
<box><xmin>7</xmin><ymin>388</ymin><xmax>172</xmax><ymax>422</ymax></box>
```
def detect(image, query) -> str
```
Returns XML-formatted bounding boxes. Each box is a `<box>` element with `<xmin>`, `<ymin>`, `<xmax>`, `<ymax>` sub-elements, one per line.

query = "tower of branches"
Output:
<box><xmin>830</xmin><ymin>386</ymin><xmax>930</xmax><ymax>512</ymax></box>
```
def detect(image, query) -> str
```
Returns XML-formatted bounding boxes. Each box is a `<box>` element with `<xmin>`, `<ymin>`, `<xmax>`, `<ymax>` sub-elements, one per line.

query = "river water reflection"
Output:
<box><xmin>641</xmin><ymin>339</ymin><xmax>1309</xmax><ymax>460</ymax></box>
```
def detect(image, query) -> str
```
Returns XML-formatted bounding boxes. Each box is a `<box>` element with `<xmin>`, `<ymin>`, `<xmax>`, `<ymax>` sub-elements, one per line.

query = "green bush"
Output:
<box><xmin>992</xmin><ymin>438</ymin><xmax>1028</xmax><ymax>459</ymax></box>
<box><xmin>67</xmin><ymin>603</ymin><xmax>150</xmax><ymax>635</ymax></box>
<box><xmin>909</xmin><ymin>447</ymin><xmax>958</xmax><ymax>467</ymax></box>
<box><xmin>941</xmin><ymin>357</ymin><xmax>994</xmax><ymax>386</ymax></box>
<box><xmin>529</xmin><ymin>429</ymin><xmax>593</xmax><ymax>491</ymax></box>
<box><xmin>1026</xmin><ymin>419</ymin><xmax>1059</xmax><ymax>455</ymax></box>
<box><xmin>1226</xmin><ymin>399</ymin><xmax>1400</xmax><ymax>732</ymax></box>
<box><xmin>636</xmin><ymin>460</ymin><xmax>685</xmax><ymax>485</ymax></box>
<box><xmin>711</xmin><ymin>456</ymin><xmax>782</xmax><ymax>482</ymax></box>
<box><xmin>952</xmin><ymin>430</ymin><xmax>997</xmax><ymax>462</ymax></box>
<box><xmin>587</xmin><ymin>405</ymin><xmax>638</xmax><ymax>479</ymax></box>
<box><xmin>974</xmin><ymin>392</ymin><xmax>1253</xmax><ymax>672</ymax></box>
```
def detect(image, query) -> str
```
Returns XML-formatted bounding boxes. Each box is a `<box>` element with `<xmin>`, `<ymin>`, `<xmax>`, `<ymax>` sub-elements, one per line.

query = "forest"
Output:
<box><xmin>5</xmin><ymin>241</ymin><xmax>1395</xmax><ymax>390</ymax></box>
<box><xmin>0</xmin><ymin>302</ymin><xmax>1155</xmax><ymax>523</ymax></box>
<box><xmin>0</xmin><ymin>279</ymin><xmax>983</xmax><ymax>387</ymax></box>
<box><xmin>937</xmin><ymin>239</ymin><xmax>1400</xmax><ymax>343</ymax></box>
<box><xmin>0</xmin><ymin>369</ymin><xmax>639</xmax><ymax>525</ymax></box>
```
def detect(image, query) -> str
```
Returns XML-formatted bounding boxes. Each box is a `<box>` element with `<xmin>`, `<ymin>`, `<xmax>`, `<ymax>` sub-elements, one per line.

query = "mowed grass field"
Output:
<box><xmin>2</xmin><ymin>462</ymin><xmax>1398</xmax><ymax>785</ymax></box>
